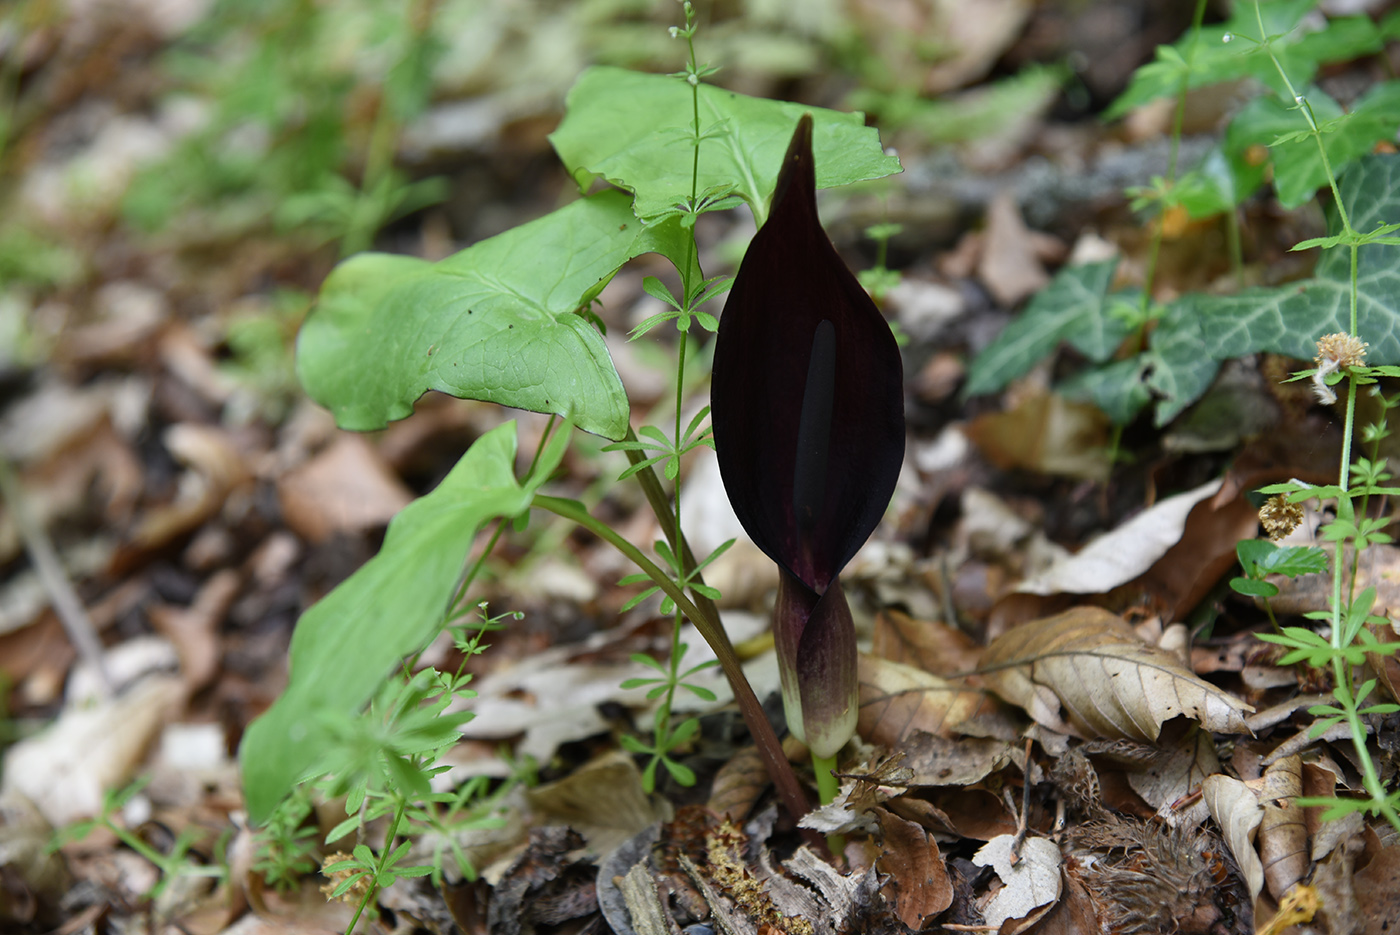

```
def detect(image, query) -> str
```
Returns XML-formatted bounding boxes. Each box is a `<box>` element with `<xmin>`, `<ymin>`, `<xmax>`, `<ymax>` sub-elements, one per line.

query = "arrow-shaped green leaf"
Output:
<box><xmin>297</xmin><ymin>189</ymin><xmax>692</xmax><ymax>441</ymax></box>
<box><xmin>550</xmin><ymin>66</ymin><xmax>900</xmax><ymax>225</ymax></box>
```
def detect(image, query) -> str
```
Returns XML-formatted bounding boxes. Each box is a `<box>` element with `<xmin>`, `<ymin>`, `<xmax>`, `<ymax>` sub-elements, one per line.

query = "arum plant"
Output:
<box><xmin>710</xmin><ymin>115</ymin><xmax>906</xmax><ymax>806</ymax></box>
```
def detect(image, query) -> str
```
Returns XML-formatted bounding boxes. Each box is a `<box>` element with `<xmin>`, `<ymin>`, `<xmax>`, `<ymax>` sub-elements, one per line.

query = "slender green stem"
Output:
<box><xmin>345</xmin><ymin>795</ymin><xmax>408</xmax><ymax>933</ymax></box>
<box><xmin>813</xmin><ymin>751</ymin><xmax>844</xmax><ymax>856</ymax></box>
<box><xmin>533</xmin><ymin>494</ymin><xmax>812</xmax><ymax>825</ymax></box>
<box><xmin>1251</xmin><ymin>0</ymin><xmax>1352</xmax><ymax>234</ymax></box>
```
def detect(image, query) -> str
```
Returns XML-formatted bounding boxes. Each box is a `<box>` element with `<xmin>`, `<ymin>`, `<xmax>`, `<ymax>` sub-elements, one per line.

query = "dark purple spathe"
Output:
<box><xmin>709</xmin><ymin>114</ymin><xmax>904</xmax><ymax>758</ymax></box>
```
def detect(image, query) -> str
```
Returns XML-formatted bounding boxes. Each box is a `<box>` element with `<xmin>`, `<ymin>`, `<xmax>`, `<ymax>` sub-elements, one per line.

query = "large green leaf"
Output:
<box><xmin>550</xmin><ymin>66</ymin><xmax>900</xmax><ymax>225</ymax></box>
<box><xmin>297</xmin><ymin>189</ymin><xmax>690</xmax><ymax>441</ymax></box>
<box><xmin>1105</xmin><ymin>0</ymin><xmax>1322</xmax><ymax>120</ymax></box>
<box><xmin>240</xmin><ymin>421</ymin><xmax>564</xmax><ymax>824</ymax></box>
<box><xmin>964</xmin><ymin>259</ymin><xmax>1130</xmax><ymax>397</ymax></box>
<box><xmin>1198</xmin><ymin>154</ymin><xmax>1400</xmax><ymax>362</ymax></box>
<box><xmin>1227</xmin><ymin>82</ymin><xmax>1400</xmax><ymax>208</ymax></box>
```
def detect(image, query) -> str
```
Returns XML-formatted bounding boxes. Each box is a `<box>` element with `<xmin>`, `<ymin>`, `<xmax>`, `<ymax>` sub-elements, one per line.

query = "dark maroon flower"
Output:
<box><xmin>710</xmin><ymin>114</ymin><xmax>904</xmax><ymax>757</ymax></box>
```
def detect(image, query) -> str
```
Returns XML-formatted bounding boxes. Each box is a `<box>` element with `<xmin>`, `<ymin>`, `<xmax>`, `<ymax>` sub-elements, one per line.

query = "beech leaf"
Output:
<box><xmin>973</xmin><ymin>835</ymin><xmax>1063</xmax><ymax>930</ymax></box>
<box><xmin>980</xmin><ymin>607</ymin><xmax>1253</xmax><ymax>741</ymax></box>
<box><xmin>857</xmin><ymin>655</ymin><xmax>1010</xmax><ymax>746</ymax></box>
<box><xmin>1203</xmin><ymin>774</ymin><xmax>1265</xmax><ymax>900</ymax></box>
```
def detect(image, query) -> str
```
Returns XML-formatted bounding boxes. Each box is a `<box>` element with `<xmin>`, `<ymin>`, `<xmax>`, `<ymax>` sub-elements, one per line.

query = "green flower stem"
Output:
<box><xmin>1251</xmin><ymin>0</ymin><xmax>1352</xmax><ymax>235</ymax></box>
<box><xmin>1330</xmin><ymin>376</ymin><xmax>1400</xmax><ymax>830</ymax></box>
<box><xmin>813</xmin><ymin>751</ymin><xmax>844</xmax><ymax>855</ymax></box>
<box><xmin>533</xmin><ymin>494</ymin><xmax>812</xmax><ymax>825</ymax></box>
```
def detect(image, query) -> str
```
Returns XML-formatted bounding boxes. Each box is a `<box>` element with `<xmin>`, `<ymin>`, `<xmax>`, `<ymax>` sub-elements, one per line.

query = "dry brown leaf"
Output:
<box><xmin>1258</xmin><ymin>755</ymin><xmax>1308</xmax><ymax>903</ymax></box>
<box><xmin>980</xmin><ymin>607</ymin><xmax>1253</xmax><ymax>741</ymax></box>
<box><xmin>277</xmin><ymin>433</ymin><xmax>412</xmax><ymax>543</ymax></box>
<box><xmin>875</xmin><ymin>808</ymin><xmax>953</xmax><ymax>930</ymax></box>
<box><xmin>1202</xmin><ymin>774</ymin><xmax>1264</xmax><ymax>900</ymax></box>
<box><xmin>857</xmin><ymin>654</ymin><xmax>1004</xmax><ymax>746</ymax></box>
<box><xmin>1355</xmin><ymin>837</ymin><xmax>1400</xmax><ymax>935</ymax></box>
<box><xmin>1036</xmin><ymin>862</ymin><xmax>1102</xmax><ymax>935</ymax></box>
<box><xmin>964</xmin><ymin>393</ymin><xmax>1111</xmax><ymax>482</ymax></box>
<box><xmin>525</xmin><ymin>752</ymin><xmax>665</xmax><ymax>858</ymax></box>
<box><xmin>979</xmin><ymin>191</ymin><xmax>1050</xmax><ymax>307</ymax></box>
<box><xmin>871</xmin><ymin>608</ymin><xmax>983</xmax><ymax>677</ymax></box>
<box><xmin>707</xmin><ymin>745</ymin><xmax>770</xmax><ymax>822</ymax></box>
<box><xmin>121</xmin><ymin>424</ymin><xmax>252</xmax><ymax>565</ymax></box>
<box><xmin>972</xmin><ymin>834</ymin><xmax>1062</xmax><ymax>931</ymax></box>
<box><xmin>901</xmin><ymin>731</ymin><xmax>1016</xmax><ymax>788</ymax></box>
<box><xmin>148</xmin><ymin>569</ymin><xmax>239</xmax><ymax>693</ymax></box>
<box><xmin>1125</xmin><ymin>723</ymin><xmax>1219</xmax><ymax>813</ymax></box>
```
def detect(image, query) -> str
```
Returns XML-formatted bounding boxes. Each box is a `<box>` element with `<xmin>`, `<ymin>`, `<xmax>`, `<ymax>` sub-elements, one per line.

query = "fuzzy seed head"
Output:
<box><xmin>1315</xmin><ymin>332</ymin><xmax>1367</xmax><ymax>370</ymax></box>
<box><xmin>1260</xmin><ymin>494</ymin><xmax>1304</xmax><ymax>541</ymax></box>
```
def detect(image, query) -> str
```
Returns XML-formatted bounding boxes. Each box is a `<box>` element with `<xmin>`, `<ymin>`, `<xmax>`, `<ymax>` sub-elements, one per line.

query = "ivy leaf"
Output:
<box><xmin>298</xmin><ymin>189</ymin><xmax>693</xmax><ymax>440</ymax></box>
<box><xmin>964</xmin><ymin>259</ymin><xmax>1128</xmax><ymax>398</ymax></box>
<box><xmin>1142</xmin><ymin>295</ymin><xmax>1221</xmax><ymax>425</ymax></box>
<box><xmin>240</xmin><ymin>422</ymin><xmax>567</xmax><ymax>823</ymax></box>
<box><xmin>1196</xmin><ymin>154</ymin><xmax>1400</xmax><ymax>363</ymax></box>
<box><xmin>550</xmin><ymin>66</ymin><xmax>900</xmax><ymax>225</ymax></box>
<box><xmin>1059</xmin><ymin>357</ymin><xmax>1151</xmax><ymax>426</ymax></box>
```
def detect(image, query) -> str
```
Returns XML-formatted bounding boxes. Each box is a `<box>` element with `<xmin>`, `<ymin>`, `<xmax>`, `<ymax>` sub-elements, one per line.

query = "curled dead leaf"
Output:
<box><xmin>1259</xmin><ymin>755</ymin><xmax>1307</xmax><ymax>903</ymax></box>
<box><xmin>1203</xmin><ymin>774</ymin><xmax>1265</xmax><ymax>900</ymax></box>
<box><xmin>875</xmin><ymin>808</ymin><xmax>953</xmax><ymax>930</ymax></box>
<box><xmin>857</xmin><ymin>654</ymin><xmax>1006</xmax><ymax>747</ymax></box>
<box><xmin>980</xmin><ymin>607</ymin><xmax>1253</xmax><ymax>741</ymax></box>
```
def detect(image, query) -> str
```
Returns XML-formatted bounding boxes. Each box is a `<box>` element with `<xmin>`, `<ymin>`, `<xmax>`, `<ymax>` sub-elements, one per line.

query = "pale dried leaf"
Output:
<box><xmin>973</xmin><ymin>834</ymin><xmax>1062</xmax><ymax>930</ymax></box>
<box><xmin>1259</xmin><ymin>755</ymin><xmax>1308</xmax><ymax>903</ymax></box>
<box><xmin>979</xmin><ymin>191</ymin><xmax>1050</xmax><ymax>307</ymax></box>
<box><xmin>1017</xmin><ymin>480</ymin><xmax>1222</xmax><ymax>596</ymax></box>
<box><xmin>526</xmin><ymin>752</ymin><xmax>665</xmax><ymax>857</ymax></box>
<box><xmin>2</xmin><ymin>675</ymin><xmax>184</xmax><ymax>826</ymax></box>
<box><xmin>1202</xmin><ymin>774</ymin><xmax>1264</xmax><ymax>900</ymax></box>
<box><xmin>876</xmin><ymin>808</ymin><xmax>953</xmax><ymax>930</ymax></box>
<box><xmin>857</xmin><ymin>654</ymin><xmax>1004</xmax><ymax>745</ymax></box>
<box><xmin>980</xmin><ymin>607</ymin><xmax>1253</xmax><ymax>741</ymax></box>
<box><xmin>1127</xmin><ymin>725</ymin><xmax>1220</xmax><ymax>812</ymax></box>
<box><xmin>799</xmin><ymin>789</ymin><xmax>881</xmax><ymax>837</ymax></box>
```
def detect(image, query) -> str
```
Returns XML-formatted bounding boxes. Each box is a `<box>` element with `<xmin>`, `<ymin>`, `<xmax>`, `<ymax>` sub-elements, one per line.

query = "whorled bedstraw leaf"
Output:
<box><xmin>964</xmin><ymin>258</ymin><xmax>1128</xmax><ymax>398</ymax></box>
<box><xmin>240</xmin><ymin>421</ymin><xmax>567</xmax><ymax>823</ymax></box>
<box><xmin>550</xmin><ymin>66</ymin><xmax>901</xmax><ymax>225</ymax></box>
<box><xmin>297</xmin><ymin>189</ymin><xmax>696</xmax><ymax>441</ymax></box>
<box><xmin>1196</xmin><ymin>154</ymin><xmax>1400</xmax><ymax>364</ymax></box>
